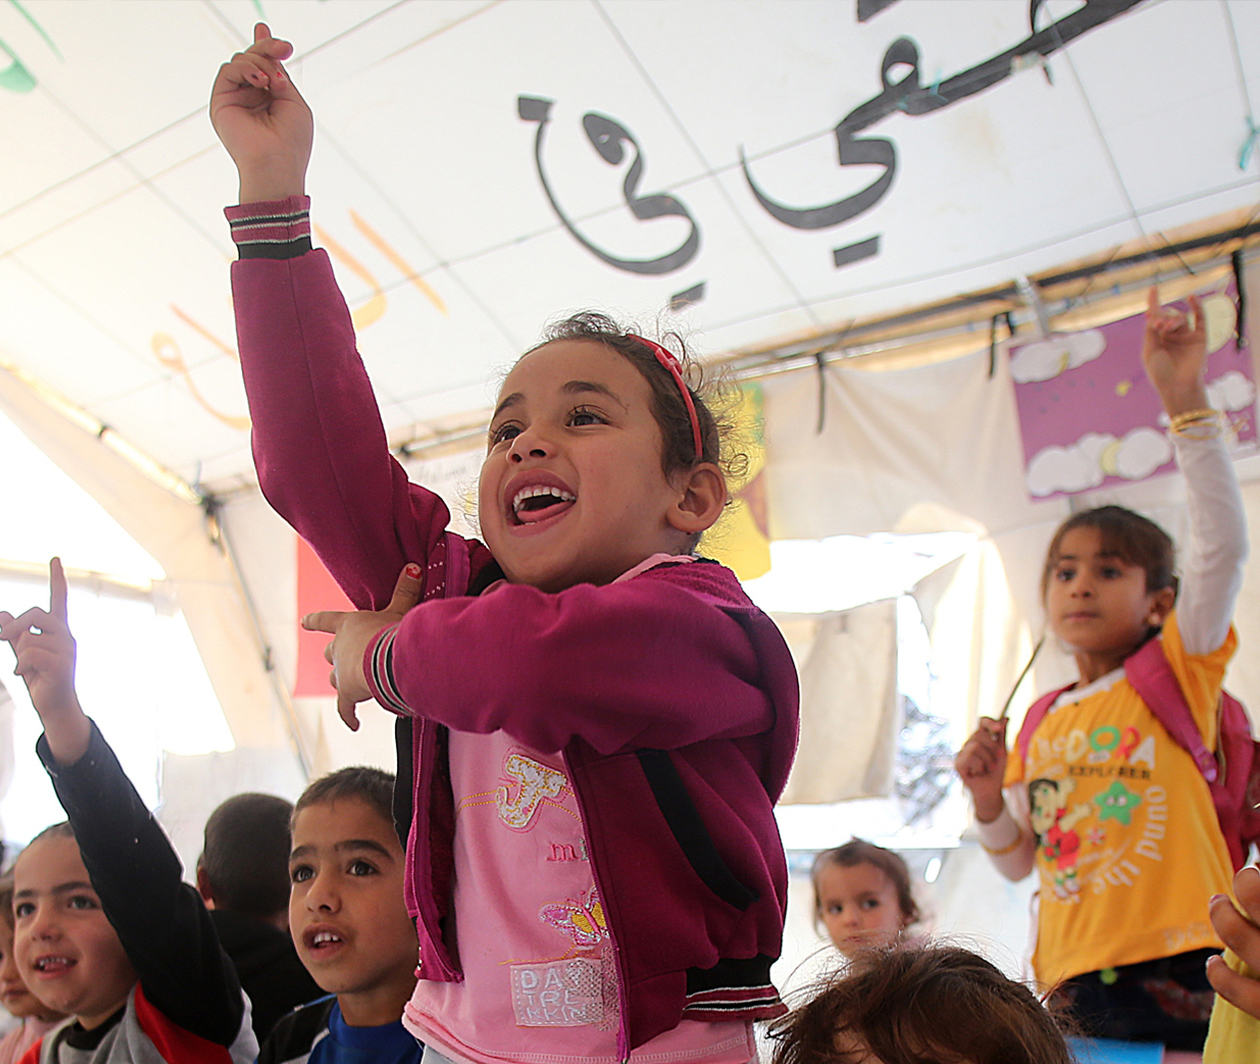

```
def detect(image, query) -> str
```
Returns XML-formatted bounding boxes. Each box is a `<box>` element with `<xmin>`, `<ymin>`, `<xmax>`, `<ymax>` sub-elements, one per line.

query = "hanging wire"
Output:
<box><xmin>1221</xmin><ymin>0</ymin><xmax>1260</xmax><ymax>171</ymax></box>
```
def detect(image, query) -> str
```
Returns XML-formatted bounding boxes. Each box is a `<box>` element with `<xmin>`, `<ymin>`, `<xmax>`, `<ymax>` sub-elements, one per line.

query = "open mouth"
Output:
<box><xmin>33</xmin><ymin>955</ymin><xmax>74</xmax><ymax>975</ymax></box>
<box><xmin>511</xmin><ymin>485</ymin><xmax>576</xmax><ymax>525</ymax></box>
<box><xmin>304</xmin><ymin>928</ymin><xmax>345</xmax><ymax>953</ymax></box>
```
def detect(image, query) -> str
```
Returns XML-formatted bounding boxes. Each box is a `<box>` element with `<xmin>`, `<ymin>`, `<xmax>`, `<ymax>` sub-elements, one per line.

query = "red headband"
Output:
<box><xmin>627</xmin><ymin>334</ymin><xmax>704</xmax><ymax>460</ymax></box>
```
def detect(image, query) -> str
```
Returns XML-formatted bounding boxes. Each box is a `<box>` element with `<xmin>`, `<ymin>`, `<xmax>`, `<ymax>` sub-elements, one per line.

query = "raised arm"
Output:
<box><xmin>0</xmin><ymin>562</ymin><xmax>252</xmax><ymax>1049</ymax></box>
<box><xmin>1142</xmin><ymin>288</ymin><xmax>1247</xmax><ymax>654</ymax></box>
<box><xmin>212</xmin><ymin>27</ymin><xmax>491</xmax><ymax>607</ymax></box>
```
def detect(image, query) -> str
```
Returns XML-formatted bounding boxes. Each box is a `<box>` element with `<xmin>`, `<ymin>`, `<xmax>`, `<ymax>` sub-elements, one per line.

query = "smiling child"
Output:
<box><xmin>0</xmin><ymin>874</ymin><xmax>65</xmax><ymax>1064</ymax></box>
<box><xmin>212</xmin><ymin>25</ymin><xmax>798</xmax><ymax>1064</ymax></box>
<box><xmin>0</xmin><ymin>561</ymin><xmax>257</xmax><ymax>1064</ymax></box>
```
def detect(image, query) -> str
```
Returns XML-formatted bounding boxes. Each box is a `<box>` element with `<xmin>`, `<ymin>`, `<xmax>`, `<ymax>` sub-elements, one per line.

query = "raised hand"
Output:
<box><xmin>302</xmin><ymin>564</ymin><xmax>422</xmax><ymax>731</ymax></box>
<box><xmin>1142</xmin><ymin>286</ymin><xmax>1209</xmax><ymax>417</ymax></box>
<box><xmin>1207</xmin><ymin>865</ymin><xmax>1260</xmax><ymax>1020</ymax></box>
<box><xmin>209</xmin><ymin>23</ymin><xmax>313</xmax><ymax>203</ymax></box>
<box><xmin>0</xmin><ymin>558</ymin><xmax>91</xmax><ymax>764</ymax></box>
<box><xmin>954</xmin><ymin>717</ymin><xmax>1009</xmax><ymax>823</ymax></box>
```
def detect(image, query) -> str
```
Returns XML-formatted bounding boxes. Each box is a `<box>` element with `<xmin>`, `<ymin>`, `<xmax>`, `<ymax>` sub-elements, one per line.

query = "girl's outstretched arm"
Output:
<box><xmin>337</xmin><ymin>564</ymin><xmax>791</xmax><ymax>755</ymax></box>
<box><xmin>1143</xmin><ymin>287</ymin><xmax>1247</xmax><ymax>655</ymax></box>
<box><xmin>218</xmin><ymin>31</ymin><xmax>493</xmax><ymax>613</ymax></box>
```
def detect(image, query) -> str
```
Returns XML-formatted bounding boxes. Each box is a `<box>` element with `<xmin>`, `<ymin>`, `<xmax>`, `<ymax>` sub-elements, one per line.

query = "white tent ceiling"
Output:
<box><xmin>2</xmin><ymin>0</ymin><xmax>1257</xmax><ymax>497</ymax></box>
<box><xmin>0</xmin><ymin>0</ymin><xmax>1258</xmax><ymax>807</ymax></box>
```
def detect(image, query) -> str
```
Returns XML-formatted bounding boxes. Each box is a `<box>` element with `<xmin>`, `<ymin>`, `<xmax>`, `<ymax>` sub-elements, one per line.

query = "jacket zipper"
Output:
<box><xmin>565</xmin><ymin>747</ymin><xmax>633</xmax><ymax>1063</ymax></box>
<box><xmin>414</xmin><ymin>718</ymin><xmax>461</xmax><ymax>982</ymax></box>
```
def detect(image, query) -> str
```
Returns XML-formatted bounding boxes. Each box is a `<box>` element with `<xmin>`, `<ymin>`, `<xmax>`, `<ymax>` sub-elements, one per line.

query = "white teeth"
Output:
<box><xmin>512</xmin><ymin>485</ymin><xmax>575</xmax><ymax>514</ymax></box>
<box><xmin>35</xmin><ymin>956</ymin><xmax>70</xmax><ymax>970</ymax></box>
<box><xmin>312</xmin><ymin>931</ymin><xmax>342</xmax><ymax>946</ymax></box>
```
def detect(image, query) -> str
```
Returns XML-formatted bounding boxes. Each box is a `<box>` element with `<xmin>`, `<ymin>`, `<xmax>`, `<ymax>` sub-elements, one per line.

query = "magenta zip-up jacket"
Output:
<box><xmin>228</xmin><ymin>199</ymin><xmax>800</xmax><ymax>1055</ymax></box>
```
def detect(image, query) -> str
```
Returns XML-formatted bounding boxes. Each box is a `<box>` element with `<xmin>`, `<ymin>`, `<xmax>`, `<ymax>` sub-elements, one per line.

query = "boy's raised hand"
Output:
<box><xmin>1142</xmin><ymin>286</ymin><xmax>1210</xmax><ymax>416</ymax></box>
<box><xmin>0</xmin><ymin>558</ymin><xmax>91</xmax><ymax>765</ymax></box>
<box><xmin>209</xmin><ymin>22</ymin><xmax>313</xmax><ymax>203</ymax></box>
<box><xmin>302</xmin><ymin>564</ymin><xmax>422</xmax><ymax>732</ymax></box>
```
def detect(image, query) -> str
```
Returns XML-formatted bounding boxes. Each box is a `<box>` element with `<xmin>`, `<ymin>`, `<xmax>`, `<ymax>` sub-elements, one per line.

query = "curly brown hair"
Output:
<box><xmin>769</xmin><ymin>943</ymin><xmax>1073</xmax><ymax>1064</ymax></box>
<box><xmin>531</xmin><ymin>312</ymin><xmax>746</xmax><ymax>482</ymax></box>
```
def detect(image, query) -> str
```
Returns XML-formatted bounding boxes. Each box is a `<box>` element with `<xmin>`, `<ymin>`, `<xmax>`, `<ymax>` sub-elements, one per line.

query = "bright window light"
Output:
<box><xmin>0</xmin><ymin>412</ymin><xmax>233</xmax><ymax>852</ymax></box>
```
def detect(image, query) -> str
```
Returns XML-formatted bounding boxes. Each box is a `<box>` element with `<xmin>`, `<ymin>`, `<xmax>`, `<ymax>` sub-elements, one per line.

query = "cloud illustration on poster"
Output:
<box><xmin>1009</xmin><ymin>330</ymin><xmax>1106</xmax><ymax>384</ymax></box>
<box><xmin>1207</xmin><ymin>370</ymin><xmax>1255</xmax><ymax>412</ymax></box>
<box><xmin>1026</xmin><ymin>428</ymin><xmax>1172</xmax><ymax>497</ymax></box>
<box><xmin>1111</xmin><ymin>427</ymin><xmax>1171</xmax><ymax>479</ymax></box>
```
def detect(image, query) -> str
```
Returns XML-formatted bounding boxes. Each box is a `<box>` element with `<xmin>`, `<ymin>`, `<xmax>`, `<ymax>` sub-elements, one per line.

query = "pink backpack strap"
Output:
<box><xmin>1123</xmin><ymin>638</ymin><xmax>1218</xmax><ymax>782</ymax></box>
<box><xmin>1016</xmin><ymin>686</ymin><xmax>1075</xmax><ymax>764</ymax></box>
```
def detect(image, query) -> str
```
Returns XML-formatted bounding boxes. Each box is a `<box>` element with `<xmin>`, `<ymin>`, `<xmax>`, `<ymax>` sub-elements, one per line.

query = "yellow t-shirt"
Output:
<box><xmin>1203</xmin><ymin>949</ymin><xmax>1260</xmax><ymax>1063</ymax></box>
<box><xmin>1004</xmin><ymin>611</ymin><xmax>1237</xmax><ymax>985</ymax></box>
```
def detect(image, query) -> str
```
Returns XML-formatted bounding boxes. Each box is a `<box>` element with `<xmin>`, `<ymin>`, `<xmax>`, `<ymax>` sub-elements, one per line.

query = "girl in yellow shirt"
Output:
<box><xmin>956</xmin><ymin>289</ymin><xmax>1247</xmax><ymax>1052</ymax></box>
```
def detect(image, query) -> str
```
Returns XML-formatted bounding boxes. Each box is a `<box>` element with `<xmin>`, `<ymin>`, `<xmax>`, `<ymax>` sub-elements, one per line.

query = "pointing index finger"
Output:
<box><xmin>49</xmin><ymin>557</ymin><xmax>68</xmax><ymax>622</ymax></box>
<box><xmin>302</xmin><ymin>610</ymin><xmax>344</xmax><ymax>634</ymax></box>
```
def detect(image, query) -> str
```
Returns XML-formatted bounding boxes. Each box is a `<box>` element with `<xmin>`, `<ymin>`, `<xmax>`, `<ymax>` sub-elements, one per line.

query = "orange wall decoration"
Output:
<box><xmin>294</xmin><ymin>537</ymin><xmax>353</xmax><ymax>698</ymax></box>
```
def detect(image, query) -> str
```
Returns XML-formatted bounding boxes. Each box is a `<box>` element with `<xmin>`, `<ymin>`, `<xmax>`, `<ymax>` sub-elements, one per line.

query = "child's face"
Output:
<box><xmin>288</xmin><ymin>797</ymin><xmax>418</xmax><ymax>1026</ymax></box>
<box><xmin>1</xmin><ymin>916</ymin><xmax>60</xmax><ymax>1022</ymax></box>
<box><xmin>12</xmin><ymin>834</ymin><xmax>135</xmax><ymax>1029</ymax></box>
<box><xmin>1044</xmin><ymin>526</ymin><xmax>1166</xmax><ymax>661</ymax></box>
<box><xmin>816</xmin><ymin>861</ymin><xmax>908</xmax><ymax>958</ymax></box>
<box><xmin>479</xmin><ymin>340</ymin><xmax>690</xmax><ymax>591</ymax></box>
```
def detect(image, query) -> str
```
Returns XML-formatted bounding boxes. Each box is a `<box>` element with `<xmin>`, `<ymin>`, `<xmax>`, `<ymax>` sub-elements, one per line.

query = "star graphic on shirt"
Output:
<box><xmin>1094</xmin><ymin>781</ymin><xmax>1141</xmax><ymax>825</ymax></box>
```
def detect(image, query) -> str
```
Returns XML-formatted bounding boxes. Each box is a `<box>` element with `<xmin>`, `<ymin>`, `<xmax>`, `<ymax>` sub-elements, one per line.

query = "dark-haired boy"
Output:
<box><xmin>197</xmin><ymin>793</ymin><xmax>321</xmax><ymax>1042</ymax></box>
<box><xmin>259</xmin><ymin>768</ymin><xmax>421</xmax><ymax>1064</ymax></box>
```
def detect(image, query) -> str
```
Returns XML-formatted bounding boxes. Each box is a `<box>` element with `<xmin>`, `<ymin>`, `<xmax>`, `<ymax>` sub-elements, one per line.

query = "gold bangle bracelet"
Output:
<box><xmin>980</xmin><ymin>835</ymin><xmax>1023</xmax><ymax>857</ymax></box>
<box><xmin>1171</xmin><ymin>419</ymin><xmax>1223</xmax><ymax>440</ymax></box>
<box><xmin>1168</xmin><ymin>408</ymin><xmax>1219</xmax><ymax>431</ymax></box>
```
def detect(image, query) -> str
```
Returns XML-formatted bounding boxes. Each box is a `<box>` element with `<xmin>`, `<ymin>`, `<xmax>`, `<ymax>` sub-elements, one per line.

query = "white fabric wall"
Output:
<box><xmin>778</xmin><ymin>600</ymin><xmax>900</xmax><ymax>804</ymax></box>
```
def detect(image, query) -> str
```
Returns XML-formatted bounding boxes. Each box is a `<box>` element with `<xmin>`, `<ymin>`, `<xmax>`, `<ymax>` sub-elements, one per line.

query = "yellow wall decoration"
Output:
<box><xmin>706</xmin><ymin>382</ymin><xmax>771</xmax><ymax>582</ymax></box>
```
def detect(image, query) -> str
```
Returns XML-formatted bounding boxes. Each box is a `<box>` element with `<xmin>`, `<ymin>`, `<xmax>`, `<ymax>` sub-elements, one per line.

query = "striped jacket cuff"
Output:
<box><xmin>365</xmin><ymin>623</ymin><xmax>412</xmax><ymax>717</ymax></box>
<box><xmin>223</xmin><ymin>196</ymin><xmax>312</xmax><ymax>259</ymax></box>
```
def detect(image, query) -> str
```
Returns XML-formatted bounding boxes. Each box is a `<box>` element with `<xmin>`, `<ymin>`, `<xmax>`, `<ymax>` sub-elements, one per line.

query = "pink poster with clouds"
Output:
<box><xmin>1011</xmin><ymin>287</ymin><xmax>1255</xmax><ymax>501</ymax></box>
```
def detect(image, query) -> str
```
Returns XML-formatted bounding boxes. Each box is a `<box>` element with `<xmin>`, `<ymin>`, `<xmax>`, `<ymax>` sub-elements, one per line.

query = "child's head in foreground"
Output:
<box><xmin>1040</xmin><ymin>504</ymin><xmax>1177</xmax><ymax>660</ymax></box>
<box><xmin>10</xmin><ymin>822</ymin><xmax>136</xmax><ymax>1029</ymax></box>
<box><xmin>812</xmin><ymin>841</ymin><xmax>919</xmax><ymax>959</ymax></box>
<box><xmin>0</xmin><ymin>871</ymin><xmax>66</xmax><ymax>1024</ymax></box>
<box><xmin>769</xmin><ymin>943</ymin><xmax>1073</xmax><ymax>1064</ymax></box>
<box><xmin>482</xmin><ymin>313</ymin><xmax>736</xmax><ymax>591</ymax></box>
<box><xmin>197</xmin><ymin>791</ymin><xmax>295</xmax><ymax>930</ymax></box>
<box><xmin>288</xmin><ymin>766</ymin><xmax>417</xmax><ymax>1026</ymax></box>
